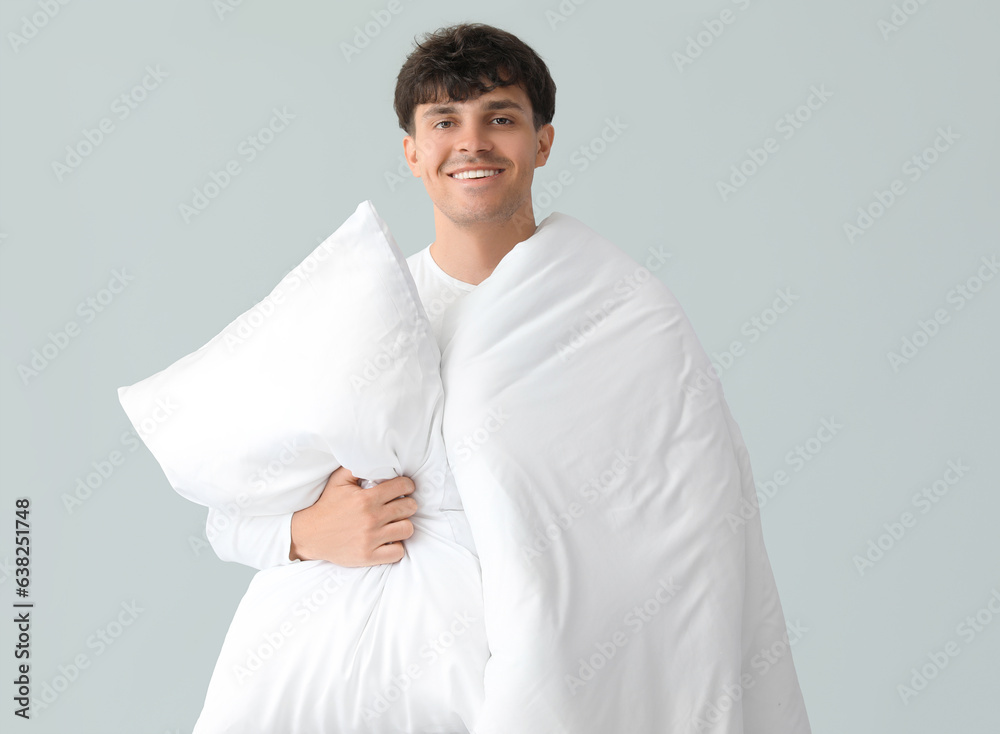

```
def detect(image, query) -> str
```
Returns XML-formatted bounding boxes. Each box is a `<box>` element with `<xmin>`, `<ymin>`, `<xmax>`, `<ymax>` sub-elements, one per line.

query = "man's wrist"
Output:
<box><xmin>289</xmin><ymin>508</ymin><xmax>310</xmax><ymax>562</ymax></box>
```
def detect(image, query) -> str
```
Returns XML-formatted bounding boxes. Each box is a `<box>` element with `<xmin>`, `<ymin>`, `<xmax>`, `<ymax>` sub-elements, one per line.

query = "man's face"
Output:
<box><xmin>403</xmin><ymin>82</ymin><xmax>554</xmax><ymax>228</ymax></box>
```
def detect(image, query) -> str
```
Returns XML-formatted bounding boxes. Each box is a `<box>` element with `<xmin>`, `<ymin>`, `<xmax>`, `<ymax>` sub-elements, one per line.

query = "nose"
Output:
<box><xmin>454</xmin><ymin>120</ymin><xmax>494</xmax><ymax>155</ymax></box>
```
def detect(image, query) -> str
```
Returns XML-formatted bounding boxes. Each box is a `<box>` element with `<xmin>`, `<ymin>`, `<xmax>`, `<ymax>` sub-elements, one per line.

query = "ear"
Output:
<box><xmin>402</xmin><ymin>134</ymin><xmax>422</xmax><ymax>177</ymax></box>
<box><xmin>534</xmin><ymin>124</ymin><xmax>555</xmax><ymax>168</ymax></box>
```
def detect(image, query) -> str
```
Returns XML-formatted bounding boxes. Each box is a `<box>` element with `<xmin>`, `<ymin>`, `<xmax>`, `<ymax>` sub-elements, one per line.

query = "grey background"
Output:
<box><xmin>1</xmin><ymin>0</ymin><xmax>998</xmax><ymax>732</ymax></box>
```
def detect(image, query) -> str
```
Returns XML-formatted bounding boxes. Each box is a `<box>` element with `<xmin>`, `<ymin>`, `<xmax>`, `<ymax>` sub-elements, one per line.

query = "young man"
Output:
<box><xmin>206</xmin><ymin>23</ymin><xmax>557</xmax><ymax>571</ymax></box>
<box><xmin>201</xmin><ymin>23</ymin><xmax>811</xmax><ymax>734</ymax></box>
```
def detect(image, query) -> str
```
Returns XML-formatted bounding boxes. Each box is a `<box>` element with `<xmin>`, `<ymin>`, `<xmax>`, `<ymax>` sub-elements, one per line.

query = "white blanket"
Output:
<box><xmin>119</xmin><ymin>201</ymin><xmax>810</xmax><ymax>733</ymax></box>
<box><xmin>439</xmin><ymin>212</ymin><xmax>811</xmax><ymax>733</ymax></box>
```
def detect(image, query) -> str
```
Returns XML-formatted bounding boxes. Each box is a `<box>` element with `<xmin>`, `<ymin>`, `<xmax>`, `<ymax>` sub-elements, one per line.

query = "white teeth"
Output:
<box><xmin>451</xmin><ymin>169</ymin><xmax>501</xmax><ymax>179</ymax></box>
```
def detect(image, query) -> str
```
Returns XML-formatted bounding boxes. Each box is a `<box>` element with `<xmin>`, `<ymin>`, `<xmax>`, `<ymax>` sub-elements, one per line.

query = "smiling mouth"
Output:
<box><xmin>449</xmin><ymin>169</ymin><xmax>504</xmax><ymax>180</ymax></box>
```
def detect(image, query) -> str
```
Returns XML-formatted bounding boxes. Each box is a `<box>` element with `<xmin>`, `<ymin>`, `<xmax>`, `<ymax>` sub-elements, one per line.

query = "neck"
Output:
<box><xmin>428</xmin><ymin>201</ymin><xmax>539</xmax><ymax>286</ymax></box>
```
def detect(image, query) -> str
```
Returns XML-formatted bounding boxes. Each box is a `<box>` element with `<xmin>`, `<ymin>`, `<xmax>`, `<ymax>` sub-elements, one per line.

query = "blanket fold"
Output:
<box><xmin>439</xmin><ymin>211</ymin><xmax>810</xmax><ymax>733</ymax></box>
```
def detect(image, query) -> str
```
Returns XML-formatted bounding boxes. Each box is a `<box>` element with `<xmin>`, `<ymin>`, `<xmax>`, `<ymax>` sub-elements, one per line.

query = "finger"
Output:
<box><xmin>370</xmin><ymin>475</ymin><xmax>416</xmax><ymax>503</ymax></box>
<box><xmin>332</xmin><ymin>465</ymin><xmax>360</xmax><ymax>485</ymax></box>
<box><xmin>371</xmin><ymin>498</ymin><xmax>416</xmax><ymax>530</ymax></box>
<box><xmin>382</xmin><ymin>496</ymin><xmax>418</xmax><ymax>523</ymax></box>
<box><xmin>368</xmin><ymin>541</ymin><xmax>406</xmax><ymax>565</ymax></box>
<box><xmin>377</xmin><ymin>518</ymin><xmax>415</xmax><ymax>545</ymax></box>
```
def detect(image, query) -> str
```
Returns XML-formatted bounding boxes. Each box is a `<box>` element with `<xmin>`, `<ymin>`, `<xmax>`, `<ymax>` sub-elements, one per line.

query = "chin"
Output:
<box><xmin>437</xmin><ymin>199</ymin><xmax>511</xmax><ymax>224</ymax></box>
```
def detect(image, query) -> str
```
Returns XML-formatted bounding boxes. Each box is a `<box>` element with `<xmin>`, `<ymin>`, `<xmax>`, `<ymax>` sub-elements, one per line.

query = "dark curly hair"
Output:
<box><xmin>394</xmin><ymin>22</ymin><xmax>556</xmax><ymax>137</ymax></box>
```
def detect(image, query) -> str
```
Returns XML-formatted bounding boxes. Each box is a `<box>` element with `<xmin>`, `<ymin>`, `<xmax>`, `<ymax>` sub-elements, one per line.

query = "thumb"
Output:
<box><xmin>332</xmin><ymin>464</ymin><xmax>360</xmax><ymax>485</ymax></box>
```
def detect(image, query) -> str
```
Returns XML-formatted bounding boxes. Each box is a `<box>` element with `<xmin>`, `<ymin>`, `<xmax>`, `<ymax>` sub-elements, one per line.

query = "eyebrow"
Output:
<box><xmin>421</xmin><ymin>98</ymin><xmax>527</xmax><ymax>120</ymax></box>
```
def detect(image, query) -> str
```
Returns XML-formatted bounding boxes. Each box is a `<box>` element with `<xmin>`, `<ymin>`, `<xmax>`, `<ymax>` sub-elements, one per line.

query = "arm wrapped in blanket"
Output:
<box><xmin>438</xmin><ymin>212</ymin><xmax>812</xmax><ymax>734</ymax></box>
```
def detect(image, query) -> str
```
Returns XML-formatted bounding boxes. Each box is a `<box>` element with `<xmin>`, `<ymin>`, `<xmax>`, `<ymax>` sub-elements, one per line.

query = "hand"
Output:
<box><xmin>289</xmin><ymin>466</ymin><xmax>416</xmax><ymax>566</ymax></box>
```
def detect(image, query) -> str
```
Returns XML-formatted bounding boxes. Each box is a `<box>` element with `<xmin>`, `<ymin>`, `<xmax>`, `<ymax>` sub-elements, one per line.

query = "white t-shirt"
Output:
<box><xmin>206</xmin><ymin>244</ymin><xmax>477</xmax><ymax>570</ymax></box>
<box><xmin>407</xmin><ymin>244</ymin><xmax>477</xmax><ymax>352</ymax></box>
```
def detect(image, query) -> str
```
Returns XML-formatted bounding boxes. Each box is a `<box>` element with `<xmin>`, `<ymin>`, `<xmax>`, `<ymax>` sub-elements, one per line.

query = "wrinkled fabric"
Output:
<box><xmin>439</xmin><ymin>211</ymin><xmax>810</xmax><ymax>733</ymax></box>
<box><xmin>118</xmin><ymin>200</ymin><xmax>810</xmax><ymax>733</ymax></box>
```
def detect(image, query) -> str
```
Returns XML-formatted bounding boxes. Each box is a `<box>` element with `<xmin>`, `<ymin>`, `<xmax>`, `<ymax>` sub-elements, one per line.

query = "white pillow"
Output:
<box><xmin>119</xmin><ymin>200</ymin><xmax>429</xmax><ymax>514</ymax></box>
<box><xmin>117</xmin><ymin>200</ymin><xmax>487</xmax><ymax>732</ymax></box>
